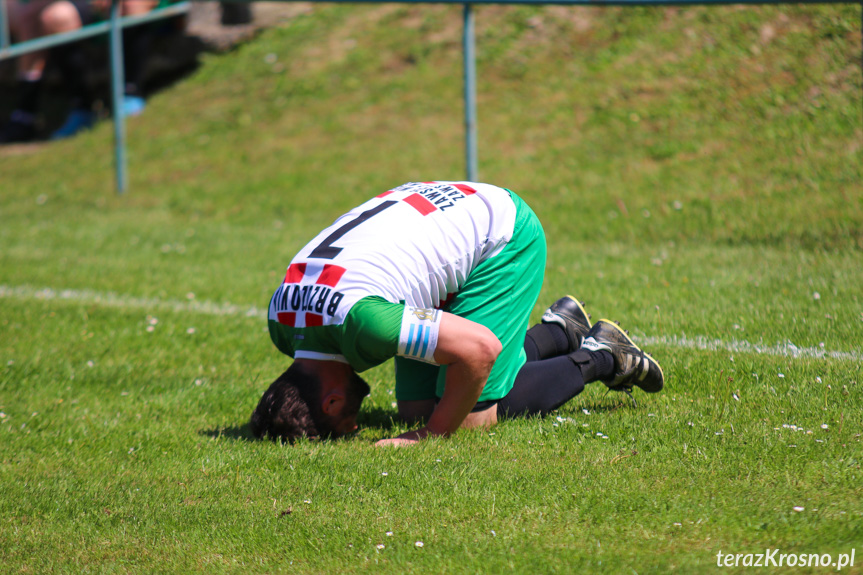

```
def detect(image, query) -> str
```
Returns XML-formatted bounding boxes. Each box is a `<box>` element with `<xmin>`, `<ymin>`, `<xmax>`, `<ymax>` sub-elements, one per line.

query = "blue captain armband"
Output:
<box><xmin>398</xmin><ymin>306</ymin><xmax>442</xmax><ymax>364</ymax></box>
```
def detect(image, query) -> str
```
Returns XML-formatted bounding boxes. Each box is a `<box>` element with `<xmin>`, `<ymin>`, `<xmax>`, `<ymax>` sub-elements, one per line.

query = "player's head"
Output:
<box><xmin>250</xmin><ymin>360</ymin><xmax>370</xmax><ymax>442</ymax></box>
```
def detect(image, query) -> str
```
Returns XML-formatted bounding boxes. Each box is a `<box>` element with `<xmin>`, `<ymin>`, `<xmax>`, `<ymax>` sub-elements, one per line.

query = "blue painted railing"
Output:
<box><xmin>0</xmin><ymin>0</ymin><xmax>191</xmax><ymax>193</ymax></box>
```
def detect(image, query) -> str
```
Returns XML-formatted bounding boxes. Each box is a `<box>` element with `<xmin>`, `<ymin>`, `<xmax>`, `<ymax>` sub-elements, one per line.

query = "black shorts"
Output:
<box><xmin>71</xmin><ymin>0</ymin><xmax>103</xmax><ymax>26</ymax></box>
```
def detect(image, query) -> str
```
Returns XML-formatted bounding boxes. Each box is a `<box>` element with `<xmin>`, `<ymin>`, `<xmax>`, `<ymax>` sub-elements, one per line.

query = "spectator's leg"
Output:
<box><xmin>39</xmin><ymin>0</ymin><xmax>83</xmax><ymax>34</ymax></box>
<box><xmin>1</xmin><ymin>0</ymin><xmax>56</xmax><ymax>142</ymax></box>
<box><xmin>120</xmin><ymin>0</ymin><xmax>158</xmax><ymax>116</ymax></box>
<box><xmin>49</xmin><ymin>0</ymin><xmax>100</xmax><ymax>139</ymax></box>
<box><xmin>121</xmin><ymin>25</ymin><xmax>153</xmax><ymax>115</ymax></box>
<box><xmin>50</xmin><ymin>41</ymin><xmax>97</xmax><ymax>138</ymax></box>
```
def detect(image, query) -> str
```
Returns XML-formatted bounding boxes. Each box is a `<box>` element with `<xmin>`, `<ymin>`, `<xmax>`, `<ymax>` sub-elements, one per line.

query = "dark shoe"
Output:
<box><xmin>581</xmin><ymin>319</ymin><xmax>663</xmax><ymax>393</ymax></box>
<box><xmin>541</xmin><ymin>295</ymin><xmax>591</xmax><ymax>351</ymax></box>
<box><xmin>0</xmin><ymin>111</ymin><xmax>36</xmax><ymax>143</ymax></box>
<box><xmin>51</xmin><ymin>109</ymin><xmax>96</xmax><ymax>140</ymax></box>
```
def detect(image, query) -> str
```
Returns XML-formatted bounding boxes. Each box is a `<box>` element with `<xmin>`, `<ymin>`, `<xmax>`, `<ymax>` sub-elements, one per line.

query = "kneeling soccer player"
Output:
<box><xmin>250</xmin><ymin>181</ymin><xmax>663</xmax><ymax>446</ymax></box>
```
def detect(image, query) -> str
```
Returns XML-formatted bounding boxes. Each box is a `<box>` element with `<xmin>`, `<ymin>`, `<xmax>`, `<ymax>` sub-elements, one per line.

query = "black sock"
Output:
<box><xmin>524</xmin><ymin>323</ymin><xmax>570</xmax><ymax>361</ymax></box>
<box><xmin>497</xmin><ymin>355</ymin><xmax>587</xmax><ymax>418</ymax></box>
<box><xmin>568</xmin><ymin>349</ymin><xmax>614</xmax><ymax>383</ymax></box>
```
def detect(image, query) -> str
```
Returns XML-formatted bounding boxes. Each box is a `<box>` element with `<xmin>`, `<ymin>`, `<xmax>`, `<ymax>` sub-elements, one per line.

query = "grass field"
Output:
<box><xmin>1</xmin><ymin>3</ymin><xmax>862</xmax><ymax>573</ymax></box>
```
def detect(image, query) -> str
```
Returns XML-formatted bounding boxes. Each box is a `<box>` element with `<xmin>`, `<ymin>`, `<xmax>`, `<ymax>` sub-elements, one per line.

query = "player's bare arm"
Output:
<box><xmin>376</xmin><ymin>313</ymin><xmax>501</xmax><ymax>447</ymax></box>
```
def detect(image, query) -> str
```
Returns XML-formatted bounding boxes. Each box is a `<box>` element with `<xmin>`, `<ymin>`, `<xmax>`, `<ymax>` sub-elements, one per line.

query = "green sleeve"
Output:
<box><xmin>268</xmin><ymin>319</ymin><xmax>296</xmax><ymax>358</ymax></box>
<box><xmin>338</xmin><ymin>297</ymin><xmax>402</xmax><ymax>371</ymax></box>
<box><xmin>267</xmin><ymin>296</ymin><xmax>402</xmax><ymax>372</ymax></box>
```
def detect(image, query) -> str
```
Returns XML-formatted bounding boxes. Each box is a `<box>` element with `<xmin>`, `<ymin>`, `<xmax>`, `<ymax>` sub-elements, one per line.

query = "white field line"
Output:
<box><xmin>0</xmin><ymin>284</ymin><xmax>266</xmax><ymax>320</ymax></box>
<box><xmin>2</xmin><ymin>284</ymin><xmax>861</xmax><ymax>363</ymax></box>
<box><xmin>635</xmin><ymin>335</ymin><xmax>863</xmax><ymax>363</ymax></box>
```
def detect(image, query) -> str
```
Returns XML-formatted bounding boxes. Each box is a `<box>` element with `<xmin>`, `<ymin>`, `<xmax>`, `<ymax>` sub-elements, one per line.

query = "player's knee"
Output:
<box><xmin>40</xmin><ymin>2</ymin><xmax>81</xmax><ymax>34</ymax></box>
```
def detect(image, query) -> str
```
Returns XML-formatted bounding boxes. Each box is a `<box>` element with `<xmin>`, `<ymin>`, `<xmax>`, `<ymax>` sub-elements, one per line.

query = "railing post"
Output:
<box><xmin>110</xmin><ymin>0</ymin><xmax>128</xmax><ymax>194</ymax></box>
<box><xmin>0</xmin><ymin>0</ymin><xmax>10</xmax><ymax>50</ymax></box>
<box><xmin>463</xmin><ymin>3</ymin><xmax>478</xmax><ymax>182</ymax></box>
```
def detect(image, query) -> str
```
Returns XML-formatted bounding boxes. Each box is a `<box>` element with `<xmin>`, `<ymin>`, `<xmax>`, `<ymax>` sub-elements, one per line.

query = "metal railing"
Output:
<box><xmin>1</xmin><ymin>0</ymin><xmax>859</xmax><ymax>193</ymax></box>
<box><xmin>0</xmin><ymin>0</ymin><xmax>190</xmax><ymax>192</ymax></box>
<box><xmin>0</xmin><ymin>1</ymin><xmax>191</xmax><ymax>58</ymax></box>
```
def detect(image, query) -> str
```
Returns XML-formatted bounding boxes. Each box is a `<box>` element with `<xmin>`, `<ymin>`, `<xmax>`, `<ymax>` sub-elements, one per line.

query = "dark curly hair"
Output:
<box><xmin>249</xmin><ymin>364</ymin><xmax>327</xmax><ymax>442</ymax></box>
<box><xmin>250</xmin><ymin>362</ymin><xmax>369</xmax><ymax>442</ymax></box>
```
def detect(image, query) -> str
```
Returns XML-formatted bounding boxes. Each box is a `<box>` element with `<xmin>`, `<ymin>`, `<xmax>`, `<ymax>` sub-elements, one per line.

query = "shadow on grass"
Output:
<box><xmin>357</xmin><ymin>406</ymin><xmax>398</xmax><ymax>432</ymax></box>
<box><xmin>574</xmin><ymin>395</ymin><xmax>640</xmax><ymax>413</ymax></box>
<box><xmin>199</xmin><ymin>405</ymin><xmax>399</xmax><ymax>443</ymax></box>
<box><xmin>201</xmin><ymin>424</ymin><xmax>256</xmax><ymax>441</ymax></box>
<box><xmin>202</xmin><ymin>400</ymin><xmax>638</xmax><ymax>443</ymax></box>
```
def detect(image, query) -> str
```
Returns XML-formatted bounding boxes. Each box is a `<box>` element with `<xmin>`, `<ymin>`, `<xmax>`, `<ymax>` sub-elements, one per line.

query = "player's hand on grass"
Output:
<box><xmin>375</xmin><ymin>427</ymin><xmax>431</xmax><ymax>447</ymax></box>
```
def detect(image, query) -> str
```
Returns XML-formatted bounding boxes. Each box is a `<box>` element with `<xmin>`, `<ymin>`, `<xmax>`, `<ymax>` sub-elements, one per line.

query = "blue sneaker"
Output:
<box><xmin>51</xmin><ymin>109</ymin><xmax>96</xmax><ymax>140</ymax></box>
<box><xmin>122</xmin><ymin>96</ymin><xmax>146</xmax><ymax>117</ymax></box>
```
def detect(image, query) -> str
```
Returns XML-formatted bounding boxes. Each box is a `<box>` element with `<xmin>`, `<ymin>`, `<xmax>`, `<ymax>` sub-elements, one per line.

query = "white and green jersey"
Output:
<box><xmin>267</xmin><ymin>181</ymin><xmax>518</xmax><ymax>371</ymax></box>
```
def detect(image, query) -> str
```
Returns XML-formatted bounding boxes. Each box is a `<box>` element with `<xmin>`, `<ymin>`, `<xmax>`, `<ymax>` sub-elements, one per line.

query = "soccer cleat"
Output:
<box><xmin>541</xmin><ymin>295</ymin><xmax>592</xmax><ymax>351</ymax></box>
<box><xmin>581</xmin><ymin>319</ymin><xmax>663</xmax><ymax>394</ymax></box>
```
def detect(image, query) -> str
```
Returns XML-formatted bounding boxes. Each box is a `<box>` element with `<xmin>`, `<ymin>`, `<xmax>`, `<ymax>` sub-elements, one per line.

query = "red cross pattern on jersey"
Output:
<box><xmin>273</xmin><ymin>181</ymin><xmax>488</xmax><ymax>328</ymax></box>
<box><xmin>275</xmin><ymin>262</ymin><xmax>346</xmax><ymax>327</ymax></box>
<box><xmin>377</xmin><ymin>181</ymin><xmax>477</xmax><ymax>215</ymax></box>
